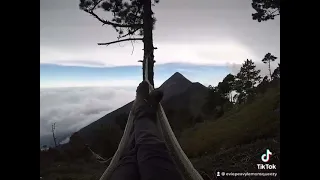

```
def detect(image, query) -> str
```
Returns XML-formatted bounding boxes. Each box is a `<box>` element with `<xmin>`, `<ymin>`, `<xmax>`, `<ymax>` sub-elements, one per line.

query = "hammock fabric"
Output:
<box><xmin>98</xmin><ymin>52</ymin><xmax>203</xmax><ymax>180</ymax></box>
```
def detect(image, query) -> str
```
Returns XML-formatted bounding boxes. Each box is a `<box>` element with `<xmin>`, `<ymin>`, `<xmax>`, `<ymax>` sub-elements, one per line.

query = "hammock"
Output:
<box><xmin>98</xmin><ymin>52</ymin><xmax>203</xmax><ymax>180</ymax></box>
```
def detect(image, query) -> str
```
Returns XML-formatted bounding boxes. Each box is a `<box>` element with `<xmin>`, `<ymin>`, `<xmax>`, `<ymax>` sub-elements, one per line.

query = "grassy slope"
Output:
<box><xmin>180</xmin><ymin>86</ymin><xmax>280</xmax><ymax>157</ymax></box>
<box><xmin>179</xmin><ymin>86</ymin><xmax>280</xmax><ymax>179</ymax></box>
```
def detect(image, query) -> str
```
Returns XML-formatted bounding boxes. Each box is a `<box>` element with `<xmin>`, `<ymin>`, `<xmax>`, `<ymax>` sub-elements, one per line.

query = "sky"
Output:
<box><xmin>40</xmin><ymin>0</ymin><xmax>280</xmax><ymax>145</ymax></box>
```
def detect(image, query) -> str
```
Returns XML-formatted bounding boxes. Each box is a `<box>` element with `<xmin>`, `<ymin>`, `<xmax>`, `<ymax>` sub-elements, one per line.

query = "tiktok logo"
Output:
<box><xmin>257</xmin><ymin>149</ymin><xmax>276</xmax><ymax>170</ymax></box>
<box><xmin>261</xmin><ymin>149</ymin><xmax>272</xmax><ymax>162</ymax></box>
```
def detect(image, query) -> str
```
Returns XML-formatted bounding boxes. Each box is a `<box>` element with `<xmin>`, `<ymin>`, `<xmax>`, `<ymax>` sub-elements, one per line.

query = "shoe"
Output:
<box><xmin>134</xmin><ymin>81</ymin><xmax>163</xmax><ymax>120</ymax></box>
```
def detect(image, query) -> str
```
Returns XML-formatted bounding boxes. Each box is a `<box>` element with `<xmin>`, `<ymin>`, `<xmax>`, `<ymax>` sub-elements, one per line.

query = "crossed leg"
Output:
<box><xmin>109</xmin><ymin>131</ymin><xmax>140</xmax><ymax>180</ymax></box>
<box><xmin>134</xmin><ymin>118</ymin><xmax>182</xmax><ymax>180</ymax></box>
<box><xmin>109</xmin><ymin>117</ymin><xmax>182</xmax><ymax>180</ymax></box>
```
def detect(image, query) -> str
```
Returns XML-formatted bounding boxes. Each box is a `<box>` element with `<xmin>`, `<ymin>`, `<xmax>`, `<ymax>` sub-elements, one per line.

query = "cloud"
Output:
<box><xmin>60</xmin><ymin>137</ymin><xmax>70</xmax><ymax>144</ymax></box>
<box><xmin>40</xmin><ymin>86</ymin><xmax>135</xmax><ymax>138</ymax></box>
<box><xmin>227</xmin><ymin>61</ymin><xmax>280</xmax><ymax>77</ymax></box>
<box><xmin>40</xmin><ymin>79</ymin><xmax>142</xmax><ymax>88</ymax></box>
<box><xmin>40</xmin><ymin>41</ymin><xmax>259</xmax><ymax>67</ymax></box>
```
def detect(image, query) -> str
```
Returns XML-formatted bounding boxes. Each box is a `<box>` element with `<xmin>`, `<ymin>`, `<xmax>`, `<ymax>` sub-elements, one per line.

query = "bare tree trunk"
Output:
<box><xmin>52</xmin><ymin>123</ymin><xmax>58</xmax><ymax>148</ymax></box>
<box><xmin>268</xmin><ymin>61</ymin><xmax>272</xmax><ymax>80</ymax></box>
<box><xmin>142</xmin><ymin>0</ymin><xmax>155</xmax><ymax>87</ymax></box>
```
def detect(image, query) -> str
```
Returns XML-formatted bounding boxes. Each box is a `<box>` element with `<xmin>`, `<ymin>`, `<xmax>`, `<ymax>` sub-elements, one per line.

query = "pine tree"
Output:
<box><xmin>256</xmin><ymin>75</ymin><xmax>270</xmax><ymax>94</ymax></box>
<box><xmin>216</xmin><ymin>73</ymin><xmax>235</xmax><ymax>102</ymax></box>
<box><xmin>235</xmin><ymin>59</ymin><xmax>262</xmax><ymax>103</ymax></box>
<box><xmin>252</xmin><ymin>0</ymin><xmax>280</xmax><ymax>22</ymax></box>
<box><xmin>271</xmin><ymin>63</ymin><xmax>280</xmax><ymax>80</ymax></box>
<box><xmin>203</xmin><ymin>86</ymin><xmax>222</xmax><ymax>115</ymax></box>
<box><xmin>262</xmin><ymin>52</ymin><xmax>277</xmax><ymax>80</ymax></box>
<box><xmin>79</xmin><ymin>0</ymin><xmax>159</xmax><ymax>86</ymax></box>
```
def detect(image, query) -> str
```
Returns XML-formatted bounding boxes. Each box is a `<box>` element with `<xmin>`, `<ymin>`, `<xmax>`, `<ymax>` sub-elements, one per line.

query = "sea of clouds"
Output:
<box><xmin>40</xmin><ymin>86</ymin><xmax>135</xmax><ymax>142</ymax></box>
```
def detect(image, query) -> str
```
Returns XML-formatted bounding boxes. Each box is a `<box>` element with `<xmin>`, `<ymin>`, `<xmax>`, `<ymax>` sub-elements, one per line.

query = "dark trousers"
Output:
<box><xmin>110</xmin><ymin>116</ymin><xmax>182</xmax><ymax>180</ymax></box>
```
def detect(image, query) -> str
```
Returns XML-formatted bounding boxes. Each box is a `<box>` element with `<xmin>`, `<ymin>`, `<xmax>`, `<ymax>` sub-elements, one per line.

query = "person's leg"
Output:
<box><xmin>133</xmin><ymin>81</ymin><xmax>182</xmax><ymax>180</ymax></box>
<box><xmin>134</xmin><ymin>117</ymin><xmax>182</xmax><ymax>180</ymax></box>
<box><xmin>109</xmin><ymin>131</ymin><xmax>140</xmax><ymax>180</ymax></box>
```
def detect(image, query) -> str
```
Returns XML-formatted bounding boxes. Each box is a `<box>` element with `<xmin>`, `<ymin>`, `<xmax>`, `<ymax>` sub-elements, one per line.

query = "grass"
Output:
<box><xmin>179</xmin><ymin>86</ymin><xmax>280</xmax><ymax>158</ymax></box>
<box><xmin>40</xmin><ymin>159</ymin><xmax>106</xmax><ymax>180</ymax></box>
<box><xmin>178</xmin><ymin>86</ymin><xmax>280</xmax><ymax>179</ymax></box>
<box><xmin>191</xmin><ymin>137</ymin><xmax>280</xmax><ymax>180</ymax></box>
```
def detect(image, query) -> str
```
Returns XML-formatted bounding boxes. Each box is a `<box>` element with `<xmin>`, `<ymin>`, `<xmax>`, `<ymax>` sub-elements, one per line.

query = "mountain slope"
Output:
<box><xmin>77</xmin><ymin>72</ymin><xmax>208</xmax><ymax>142</ymax></box>
<box><xmin>163</xmin><ymin>82</ymin><xmax>208</xmax><ymax>115</ymax></box>
<box><xmin>77</xmin><ymin>101</ymin><xmax>133</xmax><ymax>141</ymax></box>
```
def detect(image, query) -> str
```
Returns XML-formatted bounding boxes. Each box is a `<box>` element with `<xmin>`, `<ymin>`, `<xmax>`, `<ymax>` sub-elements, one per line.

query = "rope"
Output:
<box><xmin>98</xmin><ymin>104</ymin><xmax>136</xmax><ymax>180</ymax></box>
<box><xmin>98</xmin><ymin>51</ymin><xmax>203</xmax><ymax>180</ymax></box>
<box><xmin>86</xmin><ymin>145</ymin><xmax>112</xmax><ymax>164</ymax></box>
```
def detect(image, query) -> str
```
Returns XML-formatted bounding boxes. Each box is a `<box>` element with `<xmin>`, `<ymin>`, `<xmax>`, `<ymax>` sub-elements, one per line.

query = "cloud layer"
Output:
<box><xmin>40</xmin><ymin>0</ymin><xmax>280</xmax><ymax>67</ymax></box>
<box><xmin>40</xmin><ymin>86</ymin><xmax>135</xmax><ymax>137</ymax></box>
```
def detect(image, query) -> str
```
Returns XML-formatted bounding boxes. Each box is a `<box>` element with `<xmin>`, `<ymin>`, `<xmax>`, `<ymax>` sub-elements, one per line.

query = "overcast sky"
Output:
<box><xmin>40</xmin><ymin>0</ymin><xmax>279</xmax><ymax>68</ymax></box>
<box><xmin>40</xmin><ymin>0</ymin><xmax>280</xmax><ymax>144</ymax></box>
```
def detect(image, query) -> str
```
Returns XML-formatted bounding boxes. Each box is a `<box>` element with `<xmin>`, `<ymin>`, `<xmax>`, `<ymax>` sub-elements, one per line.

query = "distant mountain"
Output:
<box><xmin>162</xmin><ymin>82</ymin><xmax>208</xmax><ymax>115</ymax></box>
<box><xmin>158</xmin><ymin>72</ymin><xmax>193</xmax><ymax>101</ymax></box>
<box><xmin>77</xmin><ymin>72</ymin><xmax>209</xmax><ymax>142</ymax></box>
<box><xmin>161</xmin><ymin>81</ymin><xmax>209</xmax><ymax>132</ymax></box>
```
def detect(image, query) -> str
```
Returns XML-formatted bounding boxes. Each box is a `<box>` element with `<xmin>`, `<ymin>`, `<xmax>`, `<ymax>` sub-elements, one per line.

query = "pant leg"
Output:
<box><xmin>134</xmin><ymin>117</ymin><xmax>183</xmax><ymax>180</ymax></box>
<box><xmin>109</xmin><ymin>131</ymin><xmax>140</xmax><ymax>180</ymax></box>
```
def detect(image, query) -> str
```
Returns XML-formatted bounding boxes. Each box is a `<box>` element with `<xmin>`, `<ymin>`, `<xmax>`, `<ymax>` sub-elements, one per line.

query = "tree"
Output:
<box><xmin>202</xmin><ymin>86</ymin><xmax>225</xmax><ymax>115</ymax></box>
<box><xmin>79</xmin><ymin>0</ymin><xmax>159</xmax><ymax>86</ymax></box>
<box><xmin>216</xmin><ymin>74</ymin><xmax>235</xmax><ymax>102</ymax></box>
<box><xmin>252</xmin><ymin>0</ymin><xmax>280</xmax><ymax>22</ymax></box>
<box><xmin>271</xmin><ymin>63</ymin><xmax>280</xmax><ymax>80</ymax></box>
<box><xmin>262</xmin><ymin>52</ymin><xmax>277</xmax><ymax>80</ymax></box>
<box><xmin>234</xmin><ymin>59</ymin><xmax>262</xmax><ymax>103</ymax></box>
<box><xmin>203</xmin><ymin>74</ymin><xmax>236</xmax><ymax>116</ymax></box>
<box><xmin>256</xmin><ymin>76</ymin><xmax>270</xmax><ymax>94</ymax></box>
<box><xmin>51</xmin><ymin>123</ymin><xmax>58</xmax><ymax>148</ymax></box>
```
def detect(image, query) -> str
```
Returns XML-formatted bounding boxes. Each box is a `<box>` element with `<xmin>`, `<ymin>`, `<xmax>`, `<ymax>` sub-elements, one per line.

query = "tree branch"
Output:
<box><xmin>269</xmin><ymin>9</ymin><xmax>280</xmax><ymax>16</ymax></box>
<box><xmin>98</xmin><ymin>38</ymin><xmax>143</xmax><ymax>46</ymax></box>
<box><xmin>86</xmin><ymin>10</ymin><xmax>142</xmax><ymax>28</ymax></box>
<box><xmin>131</xmin><ymin>38</ymin><xmax>135</xmax><ymax>55</ymax></box>
<box><xmin>92</xmin><ymin>0</ymin><xmax>103</xmax><ymax>10</ymax></box>
<box><xmin>116</xmin><ymin>5</ymin><xmax>143</xmax><ymax>39</ymax></box>
<box><xmin>118</xmin><ymin>27</ymin><xmax>141</xmax><ymax>39</ymax></box>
